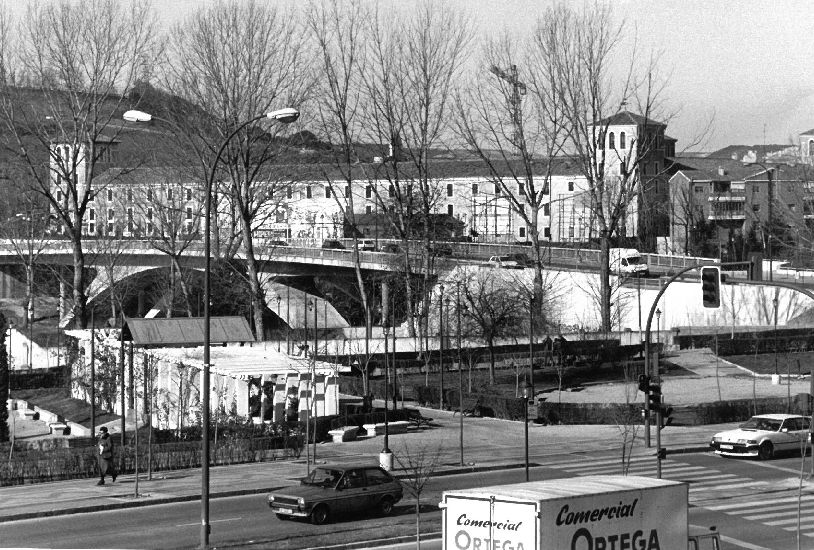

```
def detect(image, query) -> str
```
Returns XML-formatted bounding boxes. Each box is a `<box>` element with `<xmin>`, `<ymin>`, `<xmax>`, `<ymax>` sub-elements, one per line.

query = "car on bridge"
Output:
<box><xmin>267</xmin><ymin>464</ymin><xmax>402</xmax><ymax>525</ymax></box>
<box><xmin>485</xmin><ymin>255</ymin><xmax>523</xmax><ymax>269</ymax></box>
<box><xmin>321</xmin><ymin>239</ymin><xmax>346</xmax><ymax>250</ymax></box>
<box><xmin>710</xmin><ymin>413</ymin><xmax>811</xmax><ymax>459</ymax></box>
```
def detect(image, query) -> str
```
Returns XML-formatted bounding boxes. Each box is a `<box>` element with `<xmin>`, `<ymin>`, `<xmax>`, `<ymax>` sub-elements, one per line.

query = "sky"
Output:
<box><xmin>20</xmin><ymin>0</ymin><xmax>814</xmax><ymax>154</ymax></box>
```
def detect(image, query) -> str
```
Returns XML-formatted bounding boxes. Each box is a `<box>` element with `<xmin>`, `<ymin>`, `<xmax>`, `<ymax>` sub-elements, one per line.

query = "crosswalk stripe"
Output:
<box><xmin>707</xmin><ymin>494</ymin><xmax>814</xmax><ymax>511</ymax></box>
<box><xmin>742</xmin><ymin>503</ymin><xmax>814</xmax><ymax>519</ymax></box>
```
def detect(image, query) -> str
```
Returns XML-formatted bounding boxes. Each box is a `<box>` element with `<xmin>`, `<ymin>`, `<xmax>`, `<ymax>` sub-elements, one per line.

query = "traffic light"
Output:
<box><xmin>700</xmin><ymin>266</ymin><xmax>721</xmax><ymax>309</ymax></box>
<box><xmin>648</xmin><ymin>384</ymin><xmax>661</xmax><ymax>409</ymax></box>
<box><xmin>637</xmin><ymin>374</ymin><xmax>650</xmax><ymax>393</ymax></box>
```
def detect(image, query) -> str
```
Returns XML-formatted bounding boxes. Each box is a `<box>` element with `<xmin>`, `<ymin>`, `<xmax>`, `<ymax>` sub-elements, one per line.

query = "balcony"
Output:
<box><xmin>708</xmin><ymin>194</ymin><xmax>746</xmax><ymax>224</ymax></box>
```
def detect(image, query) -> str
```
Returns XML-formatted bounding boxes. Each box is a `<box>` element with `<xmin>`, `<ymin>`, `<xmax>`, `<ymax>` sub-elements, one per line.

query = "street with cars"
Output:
<box><xmin>4</xmin><ymin>441</ymin><xmax>814</xmax><ymax>549</ymax></box>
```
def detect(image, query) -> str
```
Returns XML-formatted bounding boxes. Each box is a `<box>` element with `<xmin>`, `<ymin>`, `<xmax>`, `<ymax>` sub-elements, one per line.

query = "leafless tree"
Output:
<box><xmin>395</xmin><ymin>442</ymin><xmax>443</xmax><ymax>550</ymax></box>
<box><xmin>535</xmin><ymin>2</ymin><xmax>669</xmax><ymax>332</ymax></box>
<box><xmin>164</xmin><ymin>0</ymin><xmax>310</xmax><ymax>339</ymax></box>
<box><xmin>0</xmin><ymin>0</ymin><xmax>158</xmax><ymax>329</ymax></box>
<box><xmin>360</xmin><ymin>2</ymin><xmax>473</xmax><ymax>351</ymax></box>
<box><xmin>454</xmin><ymin>32</ymin><xmax>568</xmax><ymax>330</ymax></box>
<box><xmin>456</xmin><ymin>267</ymin><xmax>528</xmax><ymax>383</ymax></box>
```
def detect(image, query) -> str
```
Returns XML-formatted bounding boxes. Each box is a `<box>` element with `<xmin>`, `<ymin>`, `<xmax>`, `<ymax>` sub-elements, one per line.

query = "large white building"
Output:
<box><xmin>47</xmin><ymin>111</ymin><xmax>674</xmax><ymax>248</ymax></box>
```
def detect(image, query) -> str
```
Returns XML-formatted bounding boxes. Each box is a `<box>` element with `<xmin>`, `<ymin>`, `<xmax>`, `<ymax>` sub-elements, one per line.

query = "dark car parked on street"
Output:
<box><xmin>321</xmin><ymin>239</ymin><xmax>346</xmax><ymax>250</ymax></box>
<box><xmin>268</xmin><ymin>464</ymin><xmax>403</xmax><ymax>525</ymax></box>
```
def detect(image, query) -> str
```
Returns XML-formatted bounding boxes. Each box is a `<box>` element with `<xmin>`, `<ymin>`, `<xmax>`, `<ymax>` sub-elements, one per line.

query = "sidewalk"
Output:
<box><xmin>0</xmin><ymin>405</ymin><xmax>722</xmax><ymax>524</ymax></box>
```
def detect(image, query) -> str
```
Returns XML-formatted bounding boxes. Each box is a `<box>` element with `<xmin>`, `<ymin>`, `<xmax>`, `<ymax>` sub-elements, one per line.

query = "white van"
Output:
<box><xmin>609</xmin><ymin>248</ymin><xmax>649</xmax><ymax>276</ymax></box>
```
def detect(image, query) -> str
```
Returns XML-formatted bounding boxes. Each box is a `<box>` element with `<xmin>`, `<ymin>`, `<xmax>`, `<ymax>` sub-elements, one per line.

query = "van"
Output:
<box><xmin>354</xmin><ymin>239</ymin><xmax>376</xmax><ymax>252</ymax></box>
<box><xmin>609</xmin><ymin>248</ymin><xmax>649</xmax><ymax>277</ymax></box>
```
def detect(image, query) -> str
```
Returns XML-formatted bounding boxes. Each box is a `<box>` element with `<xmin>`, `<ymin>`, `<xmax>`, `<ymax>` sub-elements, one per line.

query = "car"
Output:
<box><xmin>379</xmin><ymin>242</ymin><xmax>402</xmax><ymax>254</ymax></box>
<box><xmin>353</xmin><ymin>239</ymin><xmax>376</xmax><ymax>251</ymax></box>
<box><xmin>429</xmin><ymin>244</ymin><xmax>453</xmax><ymax>257</ymax></box>
<box><xmin>485</xmin><ymin>255</ymin><xmax>522</xmax><ymax>269</ymax></box>
<box><xmin>321</xmin><ymin>239</ymin><xmax>346</xmax><ymax>250</ymax></box>
<box><xmin>505</xmin><ymin>252</ymin><xmax>534</xmax><ymax>268</ymax></box>
<box><xmin>267</xmin><ymin>239</ymin><xmax>289</xmax><ymax>247</ymax></box>
<box><xmin>267</xmin><ymin>464</ymin><xmax>403</xmax><ymax>525</ymax></box>
<box><xmin>709</xmin><ymin>413</ymin><xmax>811</xmax><ymax>460</ymax></box>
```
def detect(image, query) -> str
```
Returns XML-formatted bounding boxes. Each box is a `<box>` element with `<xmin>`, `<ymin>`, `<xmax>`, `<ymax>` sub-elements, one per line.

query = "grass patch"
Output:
<box><xmin>725</xmin><ymin>352</ymin><xmax>814</xmax><ymax>376</ymax></box>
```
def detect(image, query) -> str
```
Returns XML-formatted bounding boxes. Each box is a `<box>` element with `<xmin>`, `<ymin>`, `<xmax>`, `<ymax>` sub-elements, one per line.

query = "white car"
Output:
<box><xmin>485</xmin><ymin>255</ymin><xmax>520</xmax><ymax>269</ymax></box>
<box><xmin>710</xmin><ymin>414</ymin><xmax>811</xmax><ymax>460</ymax></box>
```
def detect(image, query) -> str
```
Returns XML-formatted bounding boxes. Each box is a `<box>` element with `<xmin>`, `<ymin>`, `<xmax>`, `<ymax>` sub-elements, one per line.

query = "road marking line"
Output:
<box><xmin>176</xmin><ymin>517</ymin><xmax>242</xmax><ymax>527</ymax></box>
<box><xmin>708</xmin><ymin>494</ymin><xmax>814</xmax><ymax>511</ymax></box>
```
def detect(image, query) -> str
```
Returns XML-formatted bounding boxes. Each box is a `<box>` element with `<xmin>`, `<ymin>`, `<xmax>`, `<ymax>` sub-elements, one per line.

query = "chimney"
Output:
<box><xmin>731</xmin><ymin>152</ymin><xmax>738</xmax><ymax>160</ymax></box>
<box><xmin>718</xmin><ymin>167</ymin><xmax>727</xmax><ymax>176</ymax></box>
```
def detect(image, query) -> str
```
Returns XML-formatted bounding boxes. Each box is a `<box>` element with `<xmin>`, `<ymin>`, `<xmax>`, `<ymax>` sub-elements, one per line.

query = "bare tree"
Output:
<box><xmin>395</xmin><ymin>442</ymin><xmax>443</xmax><ymax>550</ymax></box>
<box><xmin>0</xmin><ymin>0</ymin><xmax>158</xmax><ymax>329</ymax></box>
<box><xmin>164</xmin><ymin>0</ymin><xmax>310</xmax><ymax>339</ymax></box>
<box><xmin>535</xmin><ymin>2</ymin><xmax>669</xmax><ymax>332</ymax></box>
<box><xmin>454</xmin><ymin>32</ymin><xmax>568</xmax><ymax>330</ymax></box>
<box><xmin>457</xmin><ymin>268</ymin><xmax>528</xmax><ymax>383</ymax></box>
<box><xmin>360</xmin><ymin>2</ymin><xmax>473</xmax><ymax>351</ymax></box>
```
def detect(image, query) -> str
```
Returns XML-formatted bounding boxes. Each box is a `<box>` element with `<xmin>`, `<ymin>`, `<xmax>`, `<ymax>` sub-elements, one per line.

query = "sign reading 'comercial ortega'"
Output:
<box><xmin>443</xmin><ymin>483</ymin><xmax>687</xmax><ymax>550</ymax></box>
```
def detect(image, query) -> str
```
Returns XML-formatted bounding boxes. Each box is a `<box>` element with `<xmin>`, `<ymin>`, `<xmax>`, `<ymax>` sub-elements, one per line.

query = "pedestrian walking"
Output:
<box><xmin>96</xmin><ymin>426</ymin><xmax>117</xmax><ymax>485</ymax></box>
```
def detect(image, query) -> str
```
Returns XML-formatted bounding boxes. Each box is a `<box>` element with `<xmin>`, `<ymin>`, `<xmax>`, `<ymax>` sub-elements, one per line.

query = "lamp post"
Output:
<box><xmin>528</xmin><ymin>296</ymin><xmax>534</xmax><ymax>398</ymax></box>
<box><xmin>439</xmin><ymin>284</ymin><xmax>445</xmax><ymax>410</ymax></box>
<box><xmin>773</xmin><ymin>295</ymin><xmax>779</xmax><ymax>376</ymax></box>
<box><xmin>456</xmin><ymin>282</ymin><xmax>464</xmax><ymax>467</ymax></box>
<box><xmin>522</xmin><ymin>378</ymin><xmax>532</xmax><ymax>482</ymax></box>
<box><xmin>276</xmin><ymin>296</ymin><xmax>282</xmax><ymax>352</ymax></box>
<box><xmin>655</xmin><ymin>308</ymin><xmax>661</xmax><ymax>353</ymax></box>
<box><xmin>123</xmin><ymin>106</ymin><xmax>299</xmax><ymax>550</ymax></box>
<box><xmin>743</xmin><ymin>160</ymin><xmax>787</xmax><ymax>281</ymax></box>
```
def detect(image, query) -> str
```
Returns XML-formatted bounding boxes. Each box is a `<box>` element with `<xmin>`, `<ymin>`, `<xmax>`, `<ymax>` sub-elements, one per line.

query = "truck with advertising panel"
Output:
<box><xmin>439</xmin><ymin>475</ymin><xmax>719</xmax><ymax>550</ymax></box>
<box><xmin>609</xmin><ymin>248</ymin><xmax>649</xmax><ymax>277</ymax></box>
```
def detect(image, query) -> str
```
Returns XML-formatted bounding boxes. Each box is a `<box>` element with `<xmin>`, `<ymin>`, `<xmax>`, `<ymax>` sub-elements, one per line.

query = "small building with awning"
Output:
<box><xmin>71</xmin><ymin>317</ymin><xmax>349</xmax><ymax>430</ymax></box>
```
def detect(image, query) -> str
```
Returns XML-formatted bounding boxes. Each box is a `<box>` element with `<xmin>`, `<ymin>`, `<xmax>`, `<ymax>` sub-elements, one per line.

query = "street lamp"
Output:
<box><xmin>456</xmin><ymin>282</ymin><xmax>465</xmax><ymax>467</ymax></box>
<box><xmin>439</xmin><ymin>284</ymin><xmax>445</xmax><ymax>410</ymax></box>
<box><xmin>522</xmin><ymin>378</ymin><xmax>532</xmax><ymax>482</ymax></box>
<box><xmin>123</xmin><ymin>106</ymin><xmax>299</xmax><ymax>550</ymax></box>
<box><xmin>276</xmin><ymin>296</ymin><xmax>282</xmax><ymax>352</ymax></box>
<box><xmin>773</xmin><ymin>295</ymin><xmax>779</xmax><ymax>376</ymax></box>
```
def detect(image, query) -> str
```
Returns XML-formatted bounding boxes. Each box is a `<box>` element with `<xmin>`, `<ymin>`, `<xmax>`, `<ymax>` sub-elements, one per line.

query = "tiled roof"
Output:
<box><xmin>671</xmin><ymin>156</ymin><xmax>812</xmax><ymax>182</ymax></box>
<box><xmin>801</xmin><ymin>129</ymin><xmax>814</xmax><ymax>136</ymax></box>
<box><xmin>706</xmin><ymin>144</ymin><xmax>792</xmax><ymax>161</ymax></box>
<box><xmin>594</xmin><ymin>110</ymin><xmax>665</xmax><ymax>127</ymax></box>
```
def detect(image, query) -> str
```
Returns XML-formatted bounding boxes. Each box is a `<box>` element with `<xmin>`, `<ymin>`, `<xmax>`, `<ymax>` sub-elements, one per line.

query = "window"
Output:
<box><xmin>107</xmin><ymin>208</ymin><xmax>115</xmax><ymax>234</ymax></box>
<box><xmin>620</xmin><ymin>132</ymin><xmax>626</xmax><ymax>149</ymax></box>
<box><xmin>127</xmin><ymin>207</ymin><xmax>133</xmax><ymax>233</ymax></box>
<box><xmin>366</xmin><ymin>185</ymin><xmax>373</xmax><ymax>199</ymax></box>
<box><xmin>789</xmin><ymin>203</ymin><xmax>797</xmax><ymax>212</ymax></box>
<box><xmin>364</xmin><ymin>468</ymin><xmax>391</xmax><ymax>486</ymax></box>
<box><xmin>146</xmin><ymin>208</ymin><xmax>153</xmax><ymax>234</ymax></box>
<box><xmin>518</xmin><ymin>182</ymin><xmax>524</xmax><ymax>195</ymax></box>
<box><xmin>57</xmin><ymin>190</ymin><xmax>63</xmax><ymax>202</ymax></box>
<box><xmin>306</xmin><ymin>185</ymin><xmax>312</xmax><ymax>199</ymax></box>
<box><xmin>345</xmin><ymin>185</ymin><xmax>351</xmax><ymax>198</ymax></box>
<box><xmin>694</xmin><ymin>185</ymin><xmax>704</xmax><ymax>193</ymax></box>
<box><xmin>185</xmin><ymin>188</ymin><xmax>192</xmax><ymax>201</ymax></box>
<box><xmin>597</xmin><ymin>134</ymin><xmax>604</xmax><ymax>150</ymax></box>
<box><xmin>543</xmin><ymin>203</ymin><xmax>550</xmax><ymax>216</ymax></box>
<box><xmin>107</xmin><ymin>189</ymin><xmax>113</xmax><ymax>202</ymax></box>
<box><xmin>389</xmin><ymin>185</ymin><xmax>395</xmax><ymax>198</ymax></box>
<box><xmin>447</xmin><ymin>204</ymin><xmax>454</xmax><ymax>216</ymax></box>
<box><xmin>275</xmin><ymin>211</ymin><xmax>286</xmax><ymax>223</ymax></box>
<box><xmin>519</xmin><ymin>227</ymin><xmax>526</xmax><ymax>238</ymax></box>
<box><xmin>519</xmin><ymin>203</ymin><xmax>525</xmax><ymax>213</ymax></box>
<box><xmin>89</xmin><ymin>208</ymin><xmax>96</xmax><ymax>234</ymax></box>
<box><xmin>472</xmin><ymin>183</ymin><xmax>479</xmax><ymax>195</ymax></box>
<box><xmin>146</xmin><ymin>188</ymin><xmax>153</xmax><ymax>202</ymax></box>
<box><xmin>544</xmin><ymin>227</ymin><xmax>551</xmax><ymax>238</ymax></box>
<box><xmin>494</xmin><ymin>183</ymin><xmax>501</xmax><ymax>195</ymax></box>
<box><xmin>325</xmin><ymin>186</ymin><xmax>331</xmax><ymax>198</ymax></box>
<box><xmin>654</xmin><ymin>161</ymin><xmax>660</xmax><ymax>174</ymax></box>
<box><xmin>569</xmin><ymin>226</ymin><xmax>574</xmax><ymax>238</ymax></box>
<box><xmin>167</xmin><ymin>187</ymin><xmax>173</xmax><ymax>201</ymax></box>
<box><xmin>608</xmin><ymin>132</ymin><xmax>615</xmax><ymax>149</ymax></box>
<box><xmin>365</xmin><ymin>205</ymin><xmax>372</xmax><ymax>214</ymax></box>
<box><xmin>185</xmin><ymin>207</ymin><xmax>193</xmax><ymax>233</ymax></box>
<box><xmin>447</xmin><ymin>184</ymin><xmax>453</xmax><ymax>197</ymax></box>
<box><xmin>127</xmin><ymin>189</ymin><xmax>133</xmax><ymax>202</ymax></box>
<box><xmin>568</xmin><ymin>181</ymin><xmax>574</xmax><ymax>192</ymax></box>
<box><xmin>287</xmin><ymin>187</ymin><xmax>293</xmax><ymax>199</ymax></box>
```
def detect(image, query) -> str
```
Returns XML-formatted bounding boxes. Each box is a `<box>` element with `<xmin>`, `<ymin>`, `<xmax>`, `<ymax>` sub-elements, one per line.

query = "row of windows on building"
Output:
<box><xmin>55</xmin><ymin>186</ymin><xmax>196</xmax><ymax>203</ymax></box>
<box><xmin>84</xmin><ymin>206</ymin><xmax>195</xmax><ymax>235</ymax></box>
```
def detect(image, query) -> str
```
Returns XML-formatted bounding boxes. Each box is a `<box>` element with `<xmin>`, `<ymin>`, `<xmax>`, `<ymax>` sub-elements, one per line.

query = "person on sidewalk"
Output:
<box><xmin>96</xmin><ymin>426</ymin><xmax>117</xmax><ymax>485</ymax></box>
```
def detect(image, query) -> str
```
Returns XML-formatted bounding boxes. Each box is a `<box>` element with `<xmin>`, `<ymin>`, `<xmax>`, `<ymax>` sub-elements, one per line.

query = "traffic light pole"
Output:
<box><xmin>644</xmin><ymin>261</ymin><xmax>761</xmax><ymax>476</ymax></box>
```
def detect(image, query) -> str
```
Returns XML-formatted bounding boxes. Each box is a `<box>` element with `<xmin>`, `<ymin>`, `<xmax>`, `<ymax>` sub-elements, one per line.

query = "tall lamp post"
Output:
<box><xmin>123</xmin><ymin>107</ymin><xmax>300</xmax><ymax>550</ymax></box>
<box><xmin>276</xmin><ymin>296</ymin><xmax>282</xmax><ymax>352</ymax></box>
<box><xmin>522</xmin><ymin>379</ymin><xmax>532</xmax><ymax>482</ymax></box>
<box><xmin>439</xmin><ymin>284</ymin><xmax>445</xmax><ymax>410</ymax></box>
<box><xmin>456</xmin><ymin>282</ymin><xmax>465</xmax><ymax>467</ymax></box>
